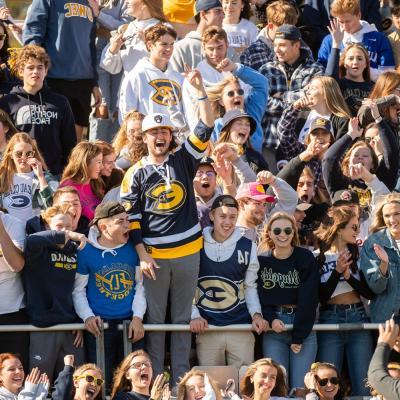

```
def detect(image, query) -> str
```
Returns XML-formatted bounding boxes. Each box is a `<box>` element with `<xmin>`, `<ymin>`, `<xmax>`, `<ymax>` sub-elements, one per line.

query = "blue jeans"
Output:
<box><xmin>262</xmin><ymin>311</ymin><xmax>317</xmax><ymax>389</ymax></box>
<box><xmin>317</xmin><ymin>304</ymin><xmax>373</xmax><ymax>396</ymax></box>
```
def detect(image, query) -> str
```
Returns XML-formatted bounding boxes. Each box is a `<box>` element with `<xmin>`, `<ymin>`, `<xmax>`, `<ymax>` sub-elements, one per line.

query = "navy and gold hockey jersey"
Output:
<box><xmin>120</xmin><ymin>120</ymin><xmax>213</xmax><ymax>259</ymax></box>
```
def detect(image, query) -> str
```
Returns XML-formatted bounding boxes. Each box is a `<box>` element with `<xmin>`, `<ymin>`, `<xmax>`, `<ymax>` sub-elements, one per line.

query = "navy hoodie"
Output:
<box><xmin>0</xmin><ymin>86</ymin><xmax>76</xmax><ymax>175</ymax></box>
<box><xmin>23</xmin><ymin>0</ymin><xmax>97</xmax><ymax>81</ymax></box>
<box><xmin>23</xmin><ymin>230</ymin><xmax>79</xmax><ymax>327</ymax></box>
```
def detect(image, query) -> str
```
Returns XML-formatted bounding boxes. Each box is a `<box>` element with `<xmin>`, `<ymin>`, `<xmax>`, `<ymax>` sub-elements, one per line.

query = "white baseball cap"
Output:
<box><xmin>142</xmin><ymin>113</ymin><xmax>174</xmax><ymax>133</ymax></box>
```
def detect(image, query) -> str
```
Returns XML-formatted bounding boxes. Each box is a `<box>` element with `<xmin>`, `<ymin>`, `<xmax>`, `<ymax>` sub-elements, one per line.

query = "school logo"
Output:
<box><xmin>3</xmin><ymin>183</ymin><xmax>32</xmax><ymax>209</ymax></box>
<box><xmin>95</xmin><ymin>263</ymin><xmax>133</xmax><ymax>300</ymax></box>
<box><xmin>196</xmin><ymin>276</ymin><xmax>245</xmax><ymax>313</ymax></box>
<box><xmin>148</xmin><ymin>79</ymin><xmax>182</xmax><ymax>106</ymax></box>
<box><xmin>64</xmin><ymin>2</ymin><xmax>94</xmax><ymax>22</ymax></box>
<box><xmin>260</xmin><ymin>267</ymin><xmax>300</xmax><ymax>290</ymax></box>
<box><xmin>146</xmin><ymin>180</ymin><xmax>186</xmax><ymax>214</ymax></box>
<box><xmin>348</xmin><ymin>185</ymin><xmax>371</xmax><ymax>209</ymax></box>
<box><xmin>51</xmin><ymin>253</ymin><xmax>77</xmax><ymax>271</ymax></box>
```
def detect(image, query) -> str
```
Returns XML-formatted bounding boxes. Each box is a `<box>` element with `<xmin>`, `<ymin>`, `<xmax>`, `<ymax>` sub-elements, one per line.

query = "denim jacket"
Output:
<box><xmin>360</xmin><ymin>228</ymin><xmax>400</xmax><ymax>322</ymax></box>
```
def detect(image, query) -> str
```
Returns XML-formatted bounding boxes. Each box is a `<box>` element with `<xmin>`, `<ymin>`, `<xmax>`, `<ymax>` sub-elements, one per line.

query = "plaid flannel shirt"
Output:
<box><xmin>259</xmin><ymin>55</ymin><xmax>324</xmax><ymax>149</ymax></box>
<box><xmin>277</xmin><ymin>104</ymin><xmax>323</xmax><ymax>186</ymax></box>
<box><xmin>240</xmin><ymin>37</ymin><xmax>274</xmax><ymax>72</ymax></box>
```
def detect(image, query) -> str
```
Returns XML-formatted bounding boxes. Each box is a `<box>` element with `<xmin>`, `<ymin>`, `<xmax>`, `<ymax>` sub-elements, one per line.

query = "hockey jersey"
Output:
<box><xmin>120</xmin><ymin>120</ymin><xmax>213</xmax><ymax>259</ymax></box>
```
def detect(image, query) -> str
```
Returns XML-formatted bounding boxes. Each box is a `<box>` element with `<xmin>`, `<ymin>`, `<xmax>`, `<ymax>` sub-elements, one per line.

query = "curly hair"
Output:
<box><xmin>8</xmin><ymin>44</ymin><xmax>50</xmax><ymax>78</ymax></box>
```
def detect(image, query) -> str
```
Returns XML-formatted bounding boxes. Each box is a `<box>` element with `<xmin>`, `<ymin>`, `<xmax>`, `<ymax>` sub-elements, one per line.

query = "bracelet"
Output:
<box><xmin>374</xmin><ymin>116</ymin><xmax>382</xmax><ymax>124</ymax></box>
<box><xmin>197</xmin><ymin>95</ymin><xmax>208</xmax><ymax>101</ymax></box>
<box><xmin>376</xmin><ymin>153</ymin><xmax>383</xmax><ymax>157</ymax></box>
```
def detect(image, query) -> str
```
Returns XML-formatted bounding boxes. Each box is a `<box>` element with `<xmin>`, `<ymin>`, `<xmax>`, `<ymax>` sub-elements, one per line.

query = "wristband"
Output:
<box><xmin>374</xmin><ymin>116</ymin><xmax>382</xmax><ymax>124</ymax></box>
<box><xmin>197</xmin><ymin>95</ymin><xmax>208</xmax><ymax>101</ymax></box>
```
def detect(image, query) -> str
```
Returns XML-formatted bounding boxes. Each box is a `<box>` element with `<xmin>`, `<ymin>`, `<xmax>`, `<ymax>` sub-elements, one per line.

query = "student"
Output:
<box><xmin>176</xmin><ymin>370</ymin><xmax>222</xmax><ymax>400</ymax></box>
<box><xmin>118</xmin><ymin>24</ymin><xmax>183</xmax><ymax>122</ymax></box>
<box><xmin>317</xmin><ymin>0</ymin><xmax>395</xmax><ymax>82</ymax></box>
<box><xmin>0</xmin><ymin>132</ymin><xmax>58</xmax><ymax>225</ymax></box>
<box><xmin>259</xmin><ymin>24</ymin><xmax>324</xmax><ymax>167</ymax></box>
<box><xmin>222</xmin><ymin>0</ymin><xmax>258</xmax><ymax>54</ymax></box>
<box><xmin>23</xmin><ymin>204</ymin><xmax>87</xmax><ymax>381</ymax></box>
<box><xmin>0</xmin><ymin>354</ymin><xmax>49</xmax><ymax>400</ymax></box>
<box><xmin>0</xmin><ymin>45</ymin><xmax>76</xmax><ymax>177</ymax></box>
<box><xmin>314</xmin><ymin>206</ymin><xmax>374</xmax><ymax>396</ymax></box>
<box><xmin>325</xmin><ymin>19</ymin><xmax>373</xmax><ymax>116</ymax></box>
<box><xmin>52</xmin><ymin>355</ymin><xmax>104</xmax><ymax>400</ymax></box>
<box><xmin>0</xmin><ymin>212</ymin><xmax>28</xmax><ymax>369</ymax></box>
<box><xmin>245</xmin><ymin>212</ymin><xmax>319</xmax><ymax>390</ymax></box>
<box><xmin>120</xmin><ymin>70</ymin><xmax>214</xmax><ymax>386</ymax></box>
<box><xmin>190</xmin><ymin>195</ymin><xmax>262</xmax><ymax>368</ymax></box>
<box><xmin>60</xmin><ymin>142</ymin><xmax>103</xmax><ymax>221</ymax></box>
<box><xmin>23</xmin><ymin>0</ymin><xmax>101</xmax><ymax>141</ymax></box>
<box><xmin>113</xmin><ymin>111</ymin><xmax>146</xmax><ymax>171</ymax></box>
<box><xmin>240</xmin><ymin>0</ymin><xmax>300</xmax><ymax>72</ymax></box>
<box><xmin>72</xmin><ymin>201</ymin><xmax>145</xmax><ymax>387</ymax></box>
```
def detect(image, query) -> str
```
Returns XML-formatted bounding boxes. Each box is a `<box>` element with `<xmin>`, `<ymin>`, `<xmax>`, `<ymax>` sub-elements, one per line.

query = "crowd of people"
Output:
<box><xmin>2</xmin><ymin>0</ymin><xmax>400</xmax><ymax>398</ymax></box>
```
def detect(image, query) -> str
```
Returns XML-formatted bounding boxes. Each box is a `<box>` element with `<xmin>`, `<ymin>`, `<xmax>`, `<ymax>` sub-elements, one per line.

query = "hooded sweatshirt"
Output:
<box><xmin>72</xmin><ymin>226</ymin><xmax>145</xmax><ymax>321</ymax></box>
<box><xmin>0</xmin><ymin>86</ymin><xmax>76</xmax><ymax>176</ymax></box>
<box><xmin>0</xmin><ymin>381</ymin><xmax>49</xmax><ymax>400</ymax></box>
<box><xmin>118</xmin><ymin>57</ymin><xmax>184</xmax><ymax>121</ymax></box>
<box><xmin>191</xmin><ymin>227</ymin><xmax>258</xmax><ymax>326</ymax></box>
<box><xmin>22</xmin><ymin>230</ymin><xmax>80</xmax><ymax>327</ymax></box>
<box><xmin>318</xmin><ymin>20</ymin><xmax>395</xmax><ymax>81</ymax></box>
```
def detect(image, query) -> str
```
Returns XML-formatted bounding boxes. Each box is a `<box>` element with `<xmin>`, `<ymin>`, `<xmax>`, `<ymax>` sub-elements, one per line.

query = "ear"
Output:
<box><xmin>73</xmin><ymin>379</ymin><xmax>79</xmax><ymax>389</ymax></box>
<box><xmin>209</xmin><ymin>210</ymin><xmax>214</xmax><ymax>222</ymax></box>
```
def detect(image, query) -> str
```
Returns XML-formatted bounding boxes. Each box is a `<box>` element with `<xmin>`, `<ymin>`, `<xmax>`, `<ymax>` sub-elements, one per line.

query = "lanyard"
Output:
<box><xmin>152</xmin><ymin>164</ymin><xmax>171</xmax><ymax>189</ymax></box>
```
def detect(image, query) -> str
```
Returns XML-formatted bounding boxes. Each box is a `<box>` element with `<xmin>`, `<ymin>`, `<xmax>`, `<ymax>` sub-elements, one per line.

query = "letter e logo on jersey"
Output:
<box><xmin>149</xmin><ymin>79</ymin><xmax>182</xmax><ymax>106</ymax></box>
<box><xmin>147</xmin><ymin>180</ymin><xmax>186</xmax><ymax>214</ymax></box>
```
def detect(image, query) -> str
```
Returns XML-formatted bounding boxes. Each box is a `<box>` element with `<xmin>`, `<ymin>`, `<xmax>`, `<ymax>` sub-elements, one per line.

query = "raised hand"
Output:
<box><xmin>327</xmin><ymin>18</ymin><xmax>344</xmax><ymax>48</ymax></box>
<box><xmin>182</xmin><ymin>64</ymin><xmax>205</xmax><ymax>93</ymax></box>
<box><xmin>374</xmin><ymin>244</ymin><xmax>389</xmax><ymax>264</ymax></box>
<box><xmin>347</xmin><ymin>117</ymin><xmax>363</xmax><ymax>140</ymax></box>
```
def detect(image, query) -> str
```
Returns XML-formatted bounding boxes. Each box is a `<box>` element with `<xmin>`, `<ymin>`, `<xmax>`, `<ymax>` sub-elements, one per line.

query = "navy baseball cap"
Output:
<box><xmin>195</xmin><ymin>0</ymin><xmax>222</xmax><ymax>14</ymax></box>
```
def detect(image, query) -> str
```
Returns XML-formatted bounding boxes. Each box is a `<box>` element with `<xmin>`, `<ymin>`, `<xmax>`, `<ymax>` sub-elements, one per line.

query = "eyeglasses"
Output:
<box><xmin>76</xmin><ymin>375</ymin><xmax>104</xmax><ymax>386</ymax></box>
<box><xmin>195</xmin><ymin>171</ymin><xmax>215</xmax><ymax>178</ymax></box>
<box><xmin>316</xmin><ymin>377</ymin><xmax>339</xmax><ymax>386</ymax></box>
<box><xmin>0</xmin><ymin>34</ymin><xmax>6</xmax><ymax>40</ymax></box>
<box><xmin>130</xmin><ymin>361</ymin><xmax>152</xmax><ymax>369</ymax></box>
<box><xmin>226</xmin><ymin>89</ymin><xmax>244</xmax><ymax>97</ymax></box>
<box><xmin>364</xmin><ymin>136</ymin><xmax>373</xmax><ymax>144</ymax></box>
<box><xmin>351</xmin><ymin>224</ymin><xmax>360</xmax><ymax>232</ymax></box>
<box><xmin>13</xmin><ymin>150</ymin><xmax>35</xmax><ymax>159</ymax></box>
<box><xmin>272</xmin><ymin>227</ymin><xmax>293</xmax><ymax>235</ymax></box>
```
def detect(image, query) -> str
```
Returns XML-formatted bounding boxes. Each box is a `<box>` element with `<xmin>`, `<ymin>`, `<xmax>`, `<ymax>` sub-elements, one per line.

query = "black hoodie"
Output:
<box><xmin>0</xmin><ymin>85</ymin><xmax>76</xmax><ymax>175</ymax></box>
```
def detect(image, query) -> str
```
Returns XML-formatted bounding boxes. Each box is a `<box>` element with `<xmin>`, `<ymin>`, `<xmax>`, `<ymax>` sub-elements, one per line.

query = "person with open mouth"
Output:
<box><xmin>304</xmin><ymin>362</ymin><xmax>345</xmax><ymax>400</ymax></box>
<box><xmin>111</xmin><ymin>350</ymin><xmax>166</xmax><ymax>400</ymax></box>
<box><xmin>314</xmin><ymin>206</ymin><xmax>374</xmax><ymax>396</ymax></box>
<box><xmin>245</xmin><ymin>212</ymin><xmax>319</xmax><ymax>391</ymax></box>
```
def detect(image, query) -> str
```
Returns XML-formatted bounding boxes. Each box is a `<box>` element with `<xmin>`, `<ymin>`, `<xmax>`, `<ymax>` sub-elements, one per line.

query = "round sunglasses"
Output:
<box><xmin>76</xmin><ymin>374</ymin><xmax>104</xmax><ymax>386</ymax></box>
<box><xmin>226</xmin><ymin>88</ymin><xmax>244</xmax><ymax>97</ymax></box>
<box><xmin>272</xmin><ymin>227</ymin><xmax>293</xmax><ymax>236</ymax></box>
<box><xmin>317</xmin><ymin>376</ymin><xmax>339</xmax><ymax>386</ymax></box>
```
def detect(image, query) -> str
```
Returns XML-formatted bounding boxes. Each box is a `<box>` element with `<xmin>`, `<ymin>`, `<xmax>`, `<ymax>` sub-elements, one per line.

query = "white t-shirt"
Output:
<box><xmin>1</xmin><ymin>171</ymin><xmax>37</xmax><ymax>224</ymax></box>
<box><xmin>0</xmin><ymin>212</ymin><xmax>26</xmax><ymax>314</ymax></box>
<box><xmin>223</xmin><ymin>18</ymin><xmax>259</xmax><ymax>49</ymax></box>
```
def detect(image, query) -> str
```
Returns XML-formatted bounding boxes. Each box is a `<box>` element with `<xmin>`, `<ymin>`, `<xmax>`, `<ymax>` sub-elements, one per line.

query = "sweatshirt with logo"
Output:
<box><xmin>0</xmin><ymin>86</ymin><xmax>76</xmax><ymax>176</ymax></box>
<box><xmin>23</xmin><ymin>230</ymin><xmax>80</xmax><ymax>327</ymax></box>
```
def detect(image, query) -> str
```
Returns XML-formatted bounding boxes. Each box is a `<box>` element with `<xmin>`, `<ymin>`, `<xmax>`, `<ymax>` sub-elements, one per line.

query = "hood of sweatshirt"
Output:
<box><xmin>343</xmin><ymin>20</ymin><xmax>377</xmax><ymax>44</ymax></box>
<box><xmin>88</xmin><ymin>226</ymin><xmax>125</xmax><ymax>258</ymax></box>
<box><xmin>135</xmin><ymin>57</ymin><xmax>181</xmax><ymax>76</ymax></box>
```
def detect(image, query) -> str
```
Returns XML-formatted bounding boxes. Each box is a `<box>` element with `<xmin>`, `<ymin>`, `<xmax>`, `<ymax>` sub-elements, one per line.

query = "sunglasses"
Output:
<box><xmin>317</xmin><ymin>377</ymin><xmax>339</xmax><ymax>386</ymax></box>
<box><xmin>0</xmin><ymin>34</ymin><xmax>6</xmax><ymax>40</ymax></box>
<box><xmin>13</xmin><ymin>150</ymin><xmax>35</xmax><ymax>159</ymax></box>
<box><xmin>272</xmin><ymin>227</ymin><xmax>293</xmax><ymax>235</ymax></box>
<box><xmin>195</xmin><ymin>171</ymin><xmax>215</xmax><ymax>178</ymax></box>
<box><xmin>130</xmin><ymin>361</ymin><xmax>152</xmax><ymax>369</ymax></box>
<box><xmin>76</xmin><ymin>374</ymin><xmax>104</xmax><ymax>386</ymax></box>
<box><xmin>226</xmin><ymin>89</ymin><xmax>244</xmax><ymax>97</ymax></box>
<box><xmin>351</xmin><ymin>224</ymin><xmax>360</xmax><ymax>232</ymax></box>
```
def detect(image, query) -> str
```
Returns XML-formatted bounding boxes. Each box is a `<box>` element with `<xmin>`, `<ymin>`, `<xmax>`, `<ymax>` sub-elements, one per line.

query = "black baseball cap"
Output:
<box><xmin>275</xmin><ymin>24</ymin><xmax>301</xmax><ymax>41</ymax></box>
<box><xmin>91</xmin><ymin>201</ymin><xmax>126</xmax><ymax>226</ymax></box>
<box><xmin>210</xmin><ymin>195</ymin><xmax>239</xmax><ymax>211</ymax></box>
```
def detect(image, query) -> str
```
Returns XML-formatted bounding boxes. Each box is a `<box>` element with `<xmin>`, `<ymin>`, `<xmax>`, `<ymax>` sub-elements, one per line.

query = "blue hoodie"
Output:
<box><xmin>318</xmin><ymin>21</ymin><xmax>395</xmax><ymax>82</ymax></box>
<box><xmin>211</xmin><ymin>63</ymin><xmax>268</xmax><ymax>153</ymax></box>
<box><xmin>23</xmin><ymin>0</ymin><xmax>97</xmax><ymax>81</ymax></box>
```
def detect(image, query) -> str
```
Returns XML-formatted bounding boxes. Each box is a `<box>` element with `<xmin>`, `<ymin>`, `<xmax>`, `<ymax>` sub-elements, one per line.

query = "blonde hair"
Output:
<box><xmin>177</xmin><ymin>370</ymin><xmax>222</xmax><ymax>400</ymax></box>
<box><xmin>258</xmin><ymin>212</ymin><xmax>300</xmax><ymax>253</ymax></box>
<box><xmin>207</xmin><ymin>75</ymin><xmax>241</xmax><ymax>119</ymax></box>
<box><xmin>370</xmin><ymin>193</ymin><xmax>400</xmax><ymax>233</ymax></box>
<box><xmin>266</xmin><ymin>1</ymin><xmax>298</xmax><ymax>26</ymax></box>
<box><xmin>111</xmin><ymin>350</ymin><xmax>151</xmax><ymax>399</ymax></box>
<box><xmin>73</xmin><ymin>363</ymin><xmax>104</xmax><ymax>400</ymax></box>
<box><xmin>310</xmin><ymin>76</ymin><xmax>351</xmax><ymax>119</ymax></box>
<box><xmin>240</xmin><ymin>359</ymin><xmax>287</xmax><ymax>398</ymax></box>
<box><xmin>0</xmin><ymin>132</ymin><xmax>48</xmax><ymax>193</ymax></box>
<box><xmin>41</xmin><ymin>203</ymin><xmax>74</xmax><ymax>226</ymax></box>
<box><xmin>61</xmin><ymin>141</ymin><xmax>103</xmax><ymax>199</ymax></box>
<box><xmin>331</xmin><ymin>0</ymin><xmax>360</xmax><ymax>16</ymax></box>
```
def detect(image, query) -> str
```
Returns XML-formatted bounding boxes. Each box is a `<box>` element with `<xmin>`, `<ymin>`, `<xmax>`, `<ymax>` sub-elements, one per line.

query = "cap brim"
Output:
<box><xmin>237</xmin><ymin>194</ymin><xmax>275</xmax><ymax>202</ymax></box>
<box><xmin>144</xmin><ymin>124</ymin><xmax>175</xmax><ymax>132</ymax></box>
<box><xmin>296</xmin><ymin>203</ymin><xmax>312</xmax><ymax>211</ymax></box>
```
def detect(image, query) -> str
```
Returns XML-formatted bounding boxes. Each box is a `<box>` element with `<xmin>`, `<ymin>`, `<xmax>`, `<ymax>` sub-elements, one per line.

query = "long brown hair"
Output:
<box><xmin>61</xmin><ymin>141</ymin><xmax>103</xmax><ymax>199</ymax></box>
<box><xmin>0</xmin><ymin>132</ymin><xmax>48</xmax><ymax>193</ymax></box>
<box><xmin>340</xmin><ymin>140</ymin><xmax>378</xmax><ymax>177</ymax></box>
<box><xmin>140</xmin><ymin>0</ymin><xmax>166</xmax><ymax>22</ymax></box>
<box><xmin>0</xmin><ymin>109</ymin><xmax>17</xmax><ymax>141</ymax></box>
<box><xmin>111</xmin><ymin>350</ymin><xmax>151</xmax><ymax>399</ymax></box>
<box><xmin>314</xmin><ymin>206</ymin><xmax>359</xmax><ymax>273</ymax></box>
<box><xmin>339</xmin><ymin>43</ymin><xmax>371</xmax><ymax>82</ymax></box>
<box><xmin>73</xmin><ymin>363</ymin><xmax>104</xmax><ymax>400</ymax></box>
<box><xmin>240</xmin><ymin>358</ymin><xmax>287</xmax><ymax>398</ymax></box>
<box><xmin>370</xmin><ymin>192</ymin><xmax>400</xmax><ymax>233</ymax></box>
<box><xmin>258</xmin><ymin>212</ymin><xmax>300</xmax><ymax>253</ymax></box>
<box><xmin>177</xmin><ymin>370</ymin><xmax>222</xmax><ymax>400</ymax></box>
